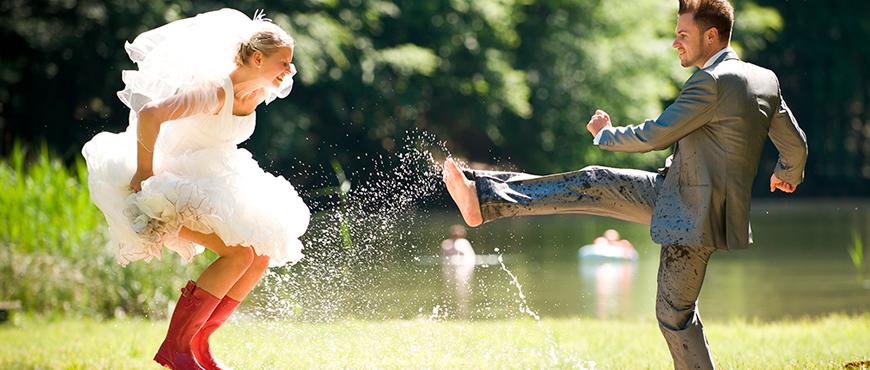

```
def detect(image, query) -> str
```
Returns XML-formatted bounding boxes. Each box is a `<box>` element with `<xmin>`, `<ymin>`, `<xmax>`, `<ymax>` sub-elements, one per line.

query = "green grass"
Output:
<box><xmin>1</xmin><ymin>314</ymin><xmax>867</xmax><ymax>369</ymax></box>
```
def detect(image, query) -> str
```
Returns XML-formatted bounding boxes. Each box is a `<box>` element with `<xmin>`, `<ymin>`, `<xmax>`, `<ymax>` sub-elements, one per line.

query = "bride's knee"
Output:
<box><xmin>249</xmin><ymin>254</ymin><xmax>270</xmax><ymax>273</ymax></box>
<box><xmin>222</xmin><ymin>246</ymin><xmax>255</xmax><ymax>269</ymax></box>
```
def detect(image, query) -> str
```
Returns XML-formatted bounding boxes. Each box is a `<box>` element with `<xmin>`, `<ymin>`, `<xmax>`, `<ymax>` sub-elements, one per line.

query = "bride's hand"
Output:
<box><xmin>129</xmin><ymin>168</ymin><xmax>154</xmax><ymax>193</ymax></box>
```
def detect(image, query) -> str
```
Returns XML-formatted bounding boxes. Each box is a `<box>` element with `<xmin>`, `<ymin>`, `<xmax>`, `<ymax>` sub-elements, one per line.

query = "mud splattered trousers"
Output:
<box><xmin>467</xmin><ymin>166</ymin><xmax>717</xmax><ymax>370</ymax></box>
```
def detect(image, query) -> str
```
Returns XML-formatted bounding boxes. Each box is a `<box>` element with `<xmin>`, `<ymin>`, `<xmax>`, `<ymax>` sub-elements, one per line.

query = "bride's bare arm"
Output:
<box><xmin>130</xmin><ymin>83</ymin><xmax>226</xmax><ymax>191</ymax></box>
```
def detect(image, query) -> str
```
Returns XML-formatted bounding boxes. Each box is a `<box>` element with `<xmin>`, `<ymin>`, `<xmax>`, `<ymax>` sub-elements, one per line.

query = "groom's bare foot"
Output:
<box><xmin>443</xmin><ymin>159</ymin><xmax>483</xmax><ymax>227</ymax></box>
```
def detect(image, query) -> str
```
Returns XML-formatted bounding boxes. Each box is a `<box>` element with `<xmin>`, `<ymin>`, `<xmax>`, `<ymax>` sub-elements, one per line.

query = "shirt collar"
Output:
<box><xmin>702</xmin><ymin>46</ymin><xmax>735</xmax><ymax>69</ymax></box>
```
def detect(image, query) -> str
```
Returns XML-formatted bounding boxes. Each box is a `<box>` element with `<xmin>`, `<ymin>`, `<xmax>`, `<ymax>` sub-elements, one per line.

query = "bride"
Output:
<box><xmin>82</xmin><ymin>9</ymin><xmax>309</xmax><ymax>370</ymax></box>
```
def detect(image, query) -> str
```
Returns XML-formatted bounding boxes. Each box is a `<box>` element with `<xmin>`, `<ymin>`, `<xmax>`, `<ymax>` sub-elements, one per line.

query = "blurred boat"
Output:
<box><xmin>416</xmin><ymin>254</ymin><xmax>505</xmax><ymax>266</ymax></box>
<box><xmin>577</xmin><ymin>244</ymin><xmax>638</xmax><ymax>261</ymax></box>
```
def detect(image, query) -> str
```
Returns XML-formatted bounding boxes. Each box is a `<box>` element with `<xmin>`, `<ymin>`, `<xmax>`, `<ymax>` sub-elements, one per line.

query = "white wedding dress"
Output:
<box><xmin>82</xmin><ymin>9</ymin><xmax>310</xmax><ymax>267</ymax></box>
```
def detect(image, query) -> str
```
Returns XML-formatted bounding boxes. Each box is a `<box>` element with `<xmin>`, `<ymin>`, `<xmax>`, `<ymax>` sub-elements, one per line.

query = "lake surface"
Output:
<box><xmin>256</xmin><ymin>199</ymin><xmax>870</xmax><ymax>322</ymax></box>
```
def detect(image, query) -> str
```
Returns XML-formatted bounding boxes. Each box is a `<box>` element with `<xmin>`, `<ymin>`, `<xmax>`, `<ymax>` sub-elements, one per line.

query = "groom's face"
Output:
<box><xmin>672</xmin><ymin>13</ymin><xmax>707</xmax><ymax>68</ymax></box>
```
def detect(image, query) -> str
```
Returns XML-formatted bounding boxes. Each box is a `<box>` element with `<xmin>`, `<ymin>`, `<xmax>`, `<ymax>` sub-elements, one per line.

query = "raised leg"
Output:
<box><xmin>457</xmin><ymin>163</ymin><xmax>661</xmax><ymax>225</ymax></box>
<box><xmin>443</xmin><ymin>159</ymin><xmax>483</xmax><ymax>227</ymax></box>
<box><xmin>656</xmin><ymin>244</ymin><xmax>717</xmax><ymax>370</ymax></box>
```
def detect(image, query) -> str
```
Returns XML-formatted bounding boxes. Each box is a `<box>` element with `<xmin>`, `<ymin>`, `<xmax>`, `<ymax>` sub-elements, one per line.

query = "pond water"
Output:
<box><xmin>256</xmin><ymin>199</ymin><xmax>870</xmax><ymax>322</ymax></box>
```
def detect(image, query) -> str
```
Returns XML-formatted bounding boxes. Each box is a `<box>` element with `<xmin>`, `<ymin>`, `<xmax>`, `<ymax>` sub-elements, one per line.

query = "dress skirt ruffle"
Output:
<box><xmin>83</xmin><ymin>129</ymin><xmax>310</xmax><ymax>267</ymax></box>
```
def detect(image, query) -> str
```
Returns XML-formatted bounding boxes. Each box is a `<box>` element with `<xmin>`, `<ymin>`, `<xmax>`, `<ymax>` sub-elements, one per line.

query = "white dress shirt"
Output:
<box><xmin>702</xmin><ymin>46</ymin><xmax>733</xmax><ymax>69</ymax></box>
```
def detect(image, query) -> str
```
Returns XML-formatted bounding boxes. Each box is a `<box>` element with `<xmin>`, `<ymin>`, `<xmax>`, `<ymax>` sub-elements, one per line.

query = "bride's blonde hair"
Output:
<box><xmin>235</xmin><ymin>23</ymin><xmax>294</xmax><ymax>67</ymax></box>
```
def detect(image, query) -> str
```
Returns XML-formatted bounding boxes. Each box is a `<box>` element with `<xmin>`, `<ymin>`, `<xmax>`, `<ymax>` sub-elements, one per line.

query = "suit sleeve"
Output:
<box><xmin>597</xmin><ymin>70</ymin><xmax>718</xmax><ymax>152</ymax></box>
<box><xmin>768</xmin><ymin>89</ymin><xmax>808</xmax><ymax>185</ymax></box>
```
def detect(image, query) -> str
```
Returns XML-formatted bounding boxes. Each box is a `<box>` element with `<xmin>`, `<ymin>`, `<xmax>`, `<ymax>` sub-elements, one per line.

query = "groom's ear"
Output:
<box><xmin>703</xmin><ymin>27</ymin><xmax>720</xmax><ymax>46</ymax></box>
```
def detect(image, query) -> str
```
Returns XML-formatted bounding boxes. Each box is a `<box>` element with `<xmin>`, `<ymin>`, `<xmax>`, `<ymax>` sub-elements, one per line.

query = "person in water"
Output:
<box><xmin>593</xmin><ymin>229</ymin><xmax>635</xmax><ymax>250</ymax></box>
<box><xmin>441</xmin><ymin>224</ymin><xmax>476</xmax><ymax>263</ymax></box>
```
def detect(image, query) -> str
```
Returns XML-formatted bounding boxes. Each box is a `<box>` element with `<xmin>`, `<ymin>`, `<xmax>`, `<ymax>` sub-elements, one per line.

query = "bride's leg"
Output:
<box><xmin>154</xmin><ymin>227</ymin><xmax>251</xmax><ymax>368</ymax></box>
<box><xmin>191</xmin><ymin>255</ymin><xmax>270</xmax><ymax>369</ymax></box>
<box><xmin>226</xmin><ymin>255</ymin><xmax>270</xmax><ymax>301</ymax></box>
<box><xmin>179</xmin><ymin>227</ymin><xmax>254</xmax><ymax>298</ymax></box>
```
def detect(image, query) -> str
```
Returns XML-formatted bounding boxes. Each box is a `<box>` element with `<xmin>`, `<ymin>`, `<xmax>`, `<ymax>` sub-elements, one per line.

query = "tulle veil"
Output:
<box><xmin>117</xmin><ymin>8</ymin><xmax>294</xmax><ymax>117</ymax></box>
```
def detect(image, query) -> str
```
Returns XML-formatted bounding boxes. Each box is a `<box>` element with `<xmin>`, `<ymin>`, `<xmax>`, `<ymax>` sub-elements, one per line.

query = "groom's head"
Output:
<box><xmin>673</xmin><ymin>0</ymin><xmax>734</xmax><ymax>68</ymax></box>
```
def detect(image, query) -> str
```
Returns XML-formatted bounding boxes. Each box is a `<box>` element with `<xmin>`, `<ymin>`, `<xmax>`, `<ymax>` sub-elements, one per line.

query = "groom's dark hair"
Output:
<box><xmin>679</xmin><ymin>0</ymin><xmax>734</xmax><ymax>43</ymax></box>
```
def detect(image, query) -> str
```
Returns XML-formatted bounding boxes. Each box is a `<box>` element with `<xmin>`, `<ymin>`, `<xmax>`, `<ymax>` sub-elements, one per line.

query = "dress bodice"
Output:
<box><xmin>157</xmin><ymin>77</ymin><xmax>255</xmax><ymax>154</ymax></box>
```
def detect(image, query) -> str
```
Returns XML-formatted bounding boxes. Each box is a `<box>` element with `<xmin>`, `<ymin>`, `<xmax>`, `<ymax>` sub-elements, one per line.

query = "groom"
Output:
<box><xmin>442</xmin><ymin>0</ymin><xmax>807</xmax><ymax>369</ymax></box>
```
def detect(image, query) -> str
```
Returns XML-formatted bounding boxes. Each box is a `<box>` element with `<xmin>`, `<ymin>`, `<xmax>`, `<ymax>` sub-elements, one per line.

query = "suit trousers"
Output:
<box><xmin>467</xmin><ymin>165</ymin><xmax>716</xmax><ymax>370</ymax></box>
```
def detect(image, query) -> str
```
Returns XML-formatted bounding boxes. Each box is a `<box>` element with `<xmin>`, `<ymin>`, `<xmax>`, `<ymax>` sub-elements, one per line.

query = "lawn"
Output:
<box><xmin>1</xmin><ymin>314</ymin><xmax>867</xmax><ymax>369</ymax></box>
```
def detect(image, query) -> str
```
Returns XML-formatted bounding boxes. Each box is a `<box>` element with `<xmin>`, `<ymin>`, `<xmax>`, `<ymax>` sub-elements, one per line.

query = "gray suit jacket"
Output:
<box><xmin>596</xmin><ymin>50</ymin><xmax>808</xmax><ymax>250</ymax></box>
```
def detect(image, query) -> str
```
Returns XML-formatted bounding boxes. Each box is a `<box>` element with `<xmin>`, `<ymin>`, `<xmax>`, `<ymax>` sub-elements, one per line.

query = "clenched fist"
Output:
<box><xmin>769</xmin><ymin>174</ymin><xmax>797</xmax><ymax>193</ymax></box>
<box><xmin>587</xmin><ymin>109</ymin><xmax>612</xmax><ymax>137</ymax></box>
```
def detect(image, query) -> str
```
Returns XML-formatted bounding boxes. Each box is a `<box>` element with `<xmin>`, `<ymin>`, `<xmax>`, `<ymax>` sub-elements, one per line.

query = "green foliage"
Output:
<box><xmin>505</xmin><ymin>0</ymin><xmax>683</xmax><ymax>172</ymax></box>
<box><xmin>1</xmin><ymin>0</ymin><xmax>797</xmax><ymax>189</ymax></box>
<box><xmin>377</xmin><ymin>44</ymin><xmax>440</xmax><ymax>77</ymax></box>
<box><xmin>0</xmin><ymin>142</ymin><xmax>103</xmax><ymax>255</ymax></box>
<box><xmin>731</xmin><ymin>1</ymin><xmax>783</xmax><ymax>57</ymax></box>
<box><xmin>750</xmin><ymin>0</ymin><xmax>870</xmax><ymax>194</ymax></box>
<box><xmin>0</xmin><ymin>144</ymin><xmax>210</xmax><ymax>318</ymax></box>
<box><xmin>264</xmin><ymin>0</ymin><xmax>687</xmax><ymax>173</ymax></box>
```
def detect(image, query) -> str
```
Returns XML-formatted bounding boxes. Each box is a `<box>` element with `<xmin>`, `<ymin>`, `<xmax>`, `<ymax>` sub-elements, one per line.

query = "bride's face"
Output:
<box><xmin>256</xmin><ymin>47</ymin><xmax>294</xmax><ymax>88</ymax></box>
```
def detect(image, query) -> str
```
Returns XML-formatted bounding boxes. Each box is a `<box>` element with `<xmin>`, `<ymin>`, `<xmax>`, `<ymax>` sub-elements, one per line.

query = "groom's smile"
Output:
<box><xmin>673</xmin><ymin>13</ymin><xmax>703</xmax><ymax>68</ymax></box>
<box><xmin>673</xmin><ymin>12</ymin><xmax>725</xmax><ymax>69</ymax></box>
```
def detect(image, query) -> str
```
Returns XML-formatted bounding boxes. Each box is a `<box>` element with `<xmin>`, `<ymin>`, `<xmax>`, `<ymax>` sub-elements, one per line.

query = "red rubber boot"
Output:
<box><xmin>191</xmin><ymin>296</ymin><xmax>241</xmax><ymax>370</ymax></box>
<box><xmin>153</xmin><ymin>281</ymin><xmax>221</xmax><ymax>370</ymax></box>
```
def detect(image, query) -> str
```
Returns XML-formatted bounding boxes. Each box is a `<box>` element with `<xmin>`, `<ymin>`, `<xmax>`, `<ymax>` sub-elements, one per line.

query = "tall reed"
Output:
<box><xmin>848</xmin><ymin>228</ymin><xmax>864</xmax><ymax>274</ymax></box>
<box><xmin>0</xmin><ymin>142</ymin><xmax>104</xmax><ymax>256</ymax></box>
<box><xmin>0</xmin><ymin>143</ymin><xmax>209</xmax><ymax>318</ymax></box>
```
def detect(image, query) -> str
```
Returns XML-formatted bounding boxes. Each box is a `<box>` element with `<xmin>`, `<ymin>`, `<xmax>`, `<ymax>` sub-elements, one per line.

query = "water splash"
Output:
<box><xmin>237</xmin><ymin>129</ymin><xmax>596</xmax><ymax>367</ymax></box>
<box><xmin>495</xmin><ymin>247</ymin><xmax>596</xmax><ymax>369</ymax></box>
<box><xmin>251</xmin><ymin>129</ymin><xmax>452</xmax><ymax>321</ymax></box>
<box><xmin>496</xmin><ymin>248</ymin><xmax>541</xmax><ymax>322</ymax></box>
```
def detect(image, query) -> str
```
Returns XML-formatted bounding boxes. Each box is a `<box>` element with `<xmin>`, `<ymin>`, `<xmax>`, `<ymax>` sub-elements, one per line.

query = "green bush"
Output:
<box><xmin>0</xmin><ymin>143</ymin><xmax>210</xmax><ymax>318</ymax></box>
